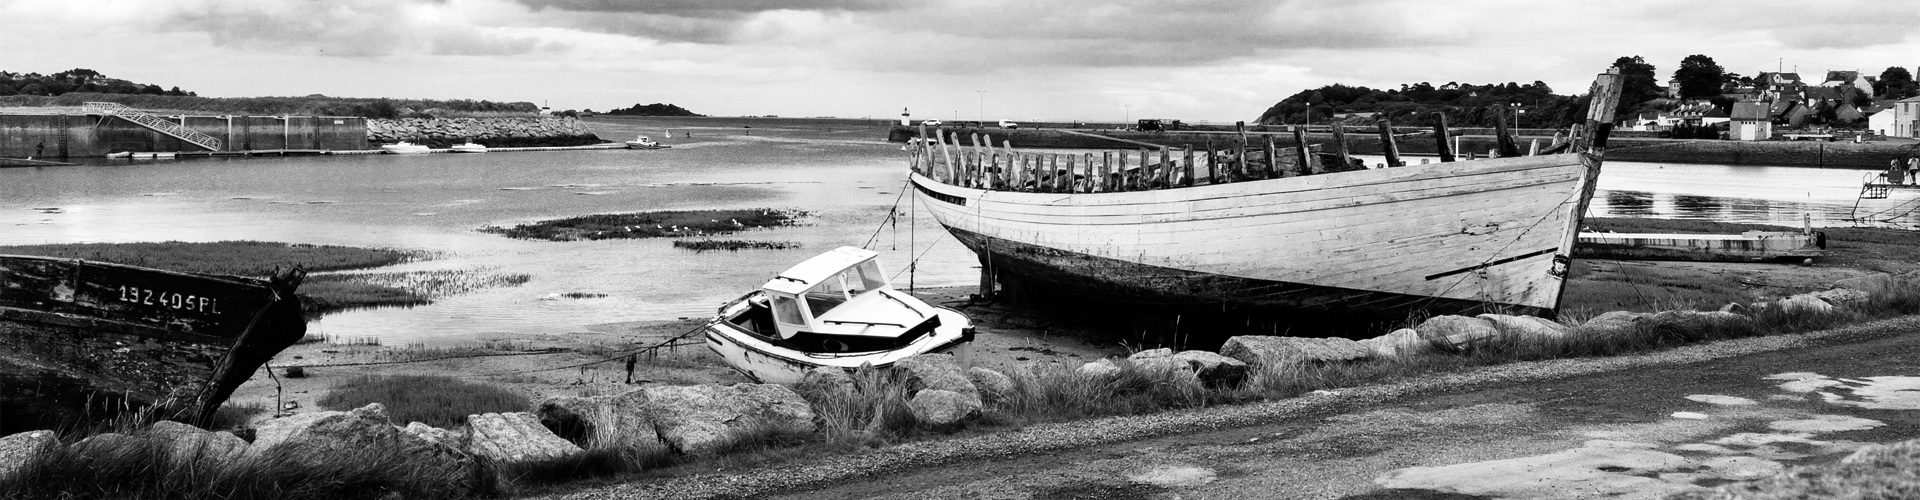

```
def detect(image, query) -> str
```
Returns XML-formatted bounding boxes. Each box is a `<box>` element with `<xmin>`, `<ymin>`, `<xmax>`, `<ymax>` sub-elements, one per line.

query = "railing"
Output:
<box><xmin>82</xmin><ymin>102</ymin><xmax>222</xmax><ymax>151</ymax></box>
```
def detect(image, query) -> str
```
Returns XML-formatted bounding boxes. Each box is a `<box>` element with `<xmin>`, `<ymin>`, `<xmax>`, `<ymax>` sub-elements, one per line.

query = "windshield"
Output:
<box><xmin>803</xmin><ymin>261</ymin><xmax>888</xmax><ymax>318</ymax></box>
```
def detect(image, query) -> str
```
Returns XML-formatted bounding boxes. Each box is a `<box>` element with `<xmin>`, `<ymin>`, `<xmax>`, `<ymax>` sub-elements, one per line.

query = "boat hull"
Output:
<box><xmin>0</xmin><ymin>256</ymin><xmax>305</xmax><ymax>431</ymax></box>
<box><xmin>704</xmin><ymin>308</ymin><xmax>972</xmax><ymax>384</ymax></box>
<box><xmin>910</xmin><ymin>153</ymin><xmax>1599</xmax><ymax>320</ymax></box>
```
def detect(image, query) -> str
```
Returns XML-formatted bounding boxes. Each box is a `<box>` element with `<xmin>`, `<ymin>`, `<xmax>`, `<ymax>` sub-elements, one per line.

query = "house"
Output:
<box><xmin>1731</xmin><ymin>102</ymin><xmax>1772</xmax><ymax>141</ymax></box>
<box><xmin>1821</xmin><ymin>70</ymin><xmax>1873</xmax><ymax>90</ymax></box>
<box><xmin>1891</xmin><ymin>96</ymin><xmax>1920</xmax><ymax>138</ymax></box>
<box><xmin>1756</xmin><ymin>72</ymin><xmax>1804</xmax><ymax>97</ymax></box>
<box><xmin>1868</xmin><ymin>107</ymin><xmax>1896</xmax><ymax>135</ymax></box>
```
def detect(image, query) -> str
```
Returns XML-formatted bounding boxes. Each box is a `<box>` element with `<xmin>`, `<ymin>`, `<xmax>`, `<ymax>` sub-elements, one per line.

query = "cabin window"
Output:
<box><xmin>805</xmin><ymin>261</ymin><xmax>890</xmax><ymax>318</ymax></box>
<box><xmin>771</xmin><ymin>295</ymin><xmax>806</xmax><ymax>325</ymax></box>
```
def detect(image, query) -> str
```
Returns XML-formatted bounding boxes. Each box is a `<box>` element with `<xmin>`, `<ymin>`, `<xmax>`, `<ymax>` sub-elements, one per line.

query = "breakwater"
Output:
<box><xmin>367</xmin><ymin>117</ymin><xmax>603</xmax><ymax>148</ymax></box>
<box><xmin>1</xmin><ymin>112</ymin><xmax>369</xmax><ymax>158</ymax></box>
<box><xmin>890</xmin><ymin>125</ymin><xmax>1912</xmax><ymax>169</ymax></box>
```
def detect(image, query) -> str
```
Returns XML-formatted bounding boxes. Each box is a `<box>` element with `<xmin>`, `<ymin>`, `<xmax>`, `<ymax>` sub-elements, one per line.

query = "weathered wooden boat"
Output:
<box><xmin>1575</xmin><ymin>229</ymin><xmax>1826</xmax><ymax>263</ymax></box>
<box><xmin>0</xmin><ymin>256</ymin><xmax>306</xmax><ymax>432</ymax></box>
<box><xmin>704</xmin><ymin>247</ymin><xmax>973</xmax><ymax>384</ymax></box>
<box><xmin>905</xmin><ymin>71</ymin><xmax>1626</xmax><ymax>322</ymax></box>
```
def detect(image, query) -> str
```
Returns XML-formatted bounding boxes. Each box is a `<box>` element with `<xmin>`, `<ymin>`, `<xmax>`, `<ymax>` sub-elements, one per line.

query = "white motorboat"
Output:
<box><xmin>704</xmin><ymin>246</ymin><xmax>974</xmax><ymax>384</ymax></box>
<box><xmin>380</xmin><ymin>141</ymin><xmax>430</xmax><ymax>154</ymax></box>
<box><xmin>449</xmin><ymin>141</ymin><xmax>488</xmax><ymax>153</ymax></box>
<box><xmin>626</xmin><ymin>135</ymin><xmax>668</xmax><ymax>149</ymax></box>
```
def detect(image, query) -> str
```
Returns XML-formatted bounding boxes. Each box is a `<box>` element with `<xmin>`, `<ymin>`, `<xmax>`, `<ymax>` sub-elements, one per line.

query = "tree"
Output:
<box><xmin>1878</xmin><ymin>66</ymin><xmax>1917</xmax><ymax>99</ymax></box>
<box><xmin>1672</xmin><ymin>54</ymin><xmax>1726</xmax><ymax>99</ymax></box>
<box><xmin>1612</xmin><ymin>56</ymin><xmax>1661</xmax><ymax>120</ymax></box>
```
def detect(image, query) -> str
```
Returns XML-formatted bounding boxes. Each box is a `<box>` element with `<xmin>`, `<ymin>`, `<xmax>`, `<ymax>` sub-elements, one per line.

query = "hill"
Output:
<box><xmin>603</xmin><ymin>103</ymin><xmax>703</xmax><ymax>117</ymax></box>
<box><xmin>0</xmin><ymin>68</ymin><xmax>193</xmax><ymax>98</ymax></box>
<box><xmin>0</xmin><ymin>92</ymin><xmax>540</xmax><ymax>118</ymax></box>
<box><xmin>1254</xmin><ymin>81</ymin><xmax>1593</xmax><ymax>129</ymax></box>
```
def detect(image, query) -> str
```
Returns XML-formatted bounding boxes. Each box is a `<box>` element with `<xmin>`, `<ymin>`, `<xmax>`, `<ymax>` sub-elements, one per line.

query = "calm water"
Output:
<box><xmin>3</xmin><ymin>122</ymin><xmax>1912</xmax><ymax>343</ymax></box>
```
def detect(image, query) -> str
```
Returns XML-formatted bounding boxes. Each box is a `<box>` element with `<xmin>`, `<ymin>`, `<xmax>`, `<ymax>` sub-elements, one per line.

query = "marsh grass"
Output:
<box><xmin>480</xmin><ymin>209</ymin><xmax>807</xmax><ymax>241</ymax></box>
<box><xmin>318</xmin><ymin>375</ymin><xmax>526</xmax><ymax>428</ymax></box>
<box><xmin>0</xmin><ymin>240</ymin><xmax>411</xmax><ymax>275</ymax></box>
<box><xmin>672</xmin><ymin>239</ymin><xmax>802</xmax><ymax>252</ymax></box>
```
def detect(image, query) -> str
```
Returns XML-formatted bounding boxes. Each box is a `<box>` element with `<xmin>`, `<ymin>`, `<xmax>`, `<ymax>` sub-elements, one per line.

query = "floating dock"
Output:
<box><xmin>119</xmin><ymin>142</ymin><xmax>632</xmax><ymax>159</ymax></box>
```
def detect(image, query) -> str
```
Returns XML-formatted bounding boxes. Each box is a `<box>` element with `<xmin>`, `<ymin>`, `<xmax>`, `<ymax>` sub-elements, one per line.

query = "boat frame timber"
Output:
<box><xmin>0</xmin><ymin>255</ymin><xmax>306</xmax><ymax>430</ymax></box>
<box><xmin>903</xmin><ymin>70</ymin><xmax>1625</xmax><ymax>322</ymax></box>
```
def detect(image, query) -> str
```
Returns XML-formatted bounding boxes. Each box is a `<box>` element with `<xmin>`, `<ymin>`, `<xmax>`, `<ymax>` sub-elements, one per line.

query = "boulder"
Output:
<box><xmin>965</xmin><ymin>367</ymin><xmax>1015</xmax><ymax>405</ymax></box>
<box><xmin>908</xmin><ymin>389</ymin><xmax>981</xmax><ymax>426</ymax></box>
<box><xmin>1578</xmin><ymin>310</ymin><xmax>1651</xmax><ymax>338</ymax></box>
<box><xmin>0</xmin><ymin>430</ymin><xmax>58</xmax><ymax>478</ymax></box>
<box><xmin>1778</xmin><ymin>294</ymin><xmax>1836</xmax><ymax>314</ymax></box>
<box><xmin>892</xmin><ymin>354</ymin><xmax>980</xmax><ymax>400</ymax></box>
<box><xmin>1834</xmin><ymin>273</ymin><xmax>1897</xmax><ymax>295</ymax></box>
<box><xmin>1128</xmin><ymin>348</ymin><xmax>1174</xmax><ymax>360</ymax></box>
<box><xmin>401</xmin><ymin>422</ymin><xmax>465</xmax><ymax>450</ymax></box>
<box><xmin>1809</xmin><ymin>288</ymin><xmax>1870</xmax><ymax>308</ymax></box>
<box><xmin>536</xmin><ymin>390</ymin><xmax>664</xmax><ymax>454</ymax></box>
<box><xmin>1078</xmin><ymin>360</ymin><xmax>1122</xmax><ymax>378</ymax></box>
<box><xmin>643</xmin><ymin>384</ymin><xmax>816</xmax><ymax>454</ymax></box>
<box><xmin>146</xmin><ymin>421</ymin><xmax>249</xmax><ymax>470</ymax></box>
<box><xmin>1413</xmin><ymin>316</ymin><xmax>1503</xmax><ymax>351</ymax></box>
<box><xmin>797</xmin><ymin>366</ymin><xmax>856</xmax><ymax>394</ymax></box>
<box><xmin>1359</xmin><ymin>328</ymin><xmax>1430</xmax><ymax>358</ymax></box>
<box><xmin>1478</xmin><ymin>314</ymin><xmax>1569</xmax><ymax>344</ymax></box>
<box><xmin>248</xmin><ymin>403</ymin><xmax>477</xmax><ymax>495</ymax></box>
<box><xmin>1220</xmin><ymin>336</ymin><xmax>1371</xmax><ymax>370</ymax></box>
<box><xmin>465</xmin><ymin>412</ymin><xmax>583</xmax><ymax>463</ymax></box>
<box><xmin>1170</xmin><ymin>350</ymin><xmax>1250</xmax><ymax>388</ymax></box>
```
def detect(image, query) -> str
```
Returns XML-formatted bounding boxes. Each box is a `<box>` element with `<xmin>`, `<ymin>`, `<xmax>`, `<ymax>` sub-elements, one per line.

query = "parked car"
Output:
<box><xmin>999</xmin><ymin>120</ymin><xmax>1019</xmax><ymax>129</ymax></box>
<box><xmin>921</xmin><ymin>120</ymin><xmax>942</xmax><ymax>127</ymax></box>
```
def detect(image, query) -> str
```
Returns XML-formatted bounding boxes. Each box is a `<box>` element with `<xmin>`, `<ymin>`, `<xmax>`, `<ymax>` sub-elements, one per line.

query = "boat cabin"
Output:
<box><xmin>728</xmin><ymin>247</ymin><xmax>941</xmax><ymax>353</ymax></box>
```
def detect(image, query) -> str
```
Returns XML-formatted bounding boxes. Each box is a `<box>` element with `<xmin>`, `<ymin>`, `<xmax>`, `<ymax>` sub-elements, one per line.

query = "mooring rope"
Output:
<box><xmin>860</xmin><ymin>178</ymin><xmax>914</xmax><ymax>250</ymax></box>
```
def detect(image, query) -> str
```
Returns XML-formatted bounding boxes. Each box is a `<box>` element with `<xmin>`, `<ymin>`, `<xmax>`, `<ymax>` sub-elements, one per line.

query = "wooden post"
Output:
<box><xmin>1331</xmin><ymin>123</ymin><xmax>1352</xmax><ymax>170</ymax></box>
<box><xmin>1579</xmin><ymin>70</ymin><xmax>1626</xmax><ymax>153</ymax></box>
<box><xmin>1434</xmin><ymin>114</ymin><xmax>1455</xmax><ymax>162</ymax></box>
<box><xmin>1264</xmin><ymin>135</ymin><xmax>1279</xmax><ymax>178</ymax></box>
<box><xmin>1182</xmin><ymin>146</ymin><xmax>1196</xmax><ymax>186</ymax></box>
<box><xmin>1493</xmin><ymin>105</ymin><xmax>1520</xmax><ymax>158</ymax></box>
<box><xmin>1377</xmin><ymin>118</ymin><xmax>1402</xmax><ymax>167</ymax></box>
<box><xmin>1118</xmin><ymin>150</ymin><xmax>1131</xmax><ymax>191</ymax></box>
<box><xmin>1082</xmin><ymin>153</ymin><xmax>1095</xmax><ymax>192</ymax></box>
<box><xmin>1158</xmin><ymin>147</ymin><xmax>1172</xmax><ymax>187</ymax></box>
<box><xmin>1292</xmin><ymin>125</ymin><xmax>1316</xmax><ymax>175</ymax></box>
<box><xmin>1137</xmin><ymin>147</ymin><xmax>1150</xmax><ymax>190</ymax></box>
<box><xmin>1100</xmin><ymin>151</ymin><xmax>1112</xmax><ymax>192</ymax></box>
<box><xmin>937</xmin><ymin>130</ymin><xmax>956</xmax><ymax>181</ymax></box>
<box><xmin>1528</xmin><ymin>138</ymin><xmax>1540</xmax><ymax>156</ymax></box>
<box><xmin>1235</xmin><ymin>121</ymin><xmax>1250</xmax><ymax>180</ymax></box>
<box><xmin>1204</xmin><ymin>137</ymin><xmax>1218</xmax><ymax>183</ymax></box>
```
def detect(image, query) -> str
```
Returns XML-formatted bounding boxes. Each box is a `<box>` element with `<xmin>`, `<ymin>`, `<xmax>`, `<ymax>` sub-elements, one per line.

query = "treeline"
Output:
<box><xmin>0</xmin><ymin>68</ymin><xmax>193</xmax><ymax>97</ymax></box>
<box><xmin>1254</xmin><ymin>81</ymin><xmax>1591</xmax><ymax>129</ymax></box>
<box><xmin>603</xmin><ymin>103</ymin><xmax>702</xmax><ymax>116</ymax></box>
<box><xmin>0</xmin><ymin>92</ymin><xmax>540</xmax><ymax>118</ymax></box>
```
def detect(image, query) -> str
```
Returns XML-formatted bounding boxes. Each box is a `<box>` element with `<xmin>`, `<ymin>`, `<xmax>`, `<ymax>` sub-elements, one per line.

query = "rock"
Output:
<box><xmin>147</xmin><ymin>421</ymin><xmax>249</xmax><ymax>470</ymax></box>
<box><xmin>535</xmin><ymin>391</ymin><xmax>664</xmax><ymax>454</ymax></box>
<box><xmin>643</xmin><ymin>384</ymin><xmax>816</xmax><ymax>454</ymax></box>
<box><xmin>1478</xmin><ymin>314</ymin><xmax>1569</xmax><ymax>344</ymax></box>
<box><xmin>1578</xmin><ymin>310</ymin><xmax>1651</xmax><ymax>338</ymax></box>
<box><xmin>1834</xmin><ymin>272</ymin><xmax>1896</xmax><ymax>295</ymax></box>
<box><xmin>892</xmin><ymin>354</ymin><xmax>980</xmax><ymax>400</ymax></box>
<box><xmin>401</xmin><ymin>421</ymin><xmax>465</xmax><ymax>450</ymax></box>
<box><xmin>1777</xmin><ymin>294</ymin><xmax>1835</xmax><ymax>314</ymax></box>
<box><xmin>908</xmin><ymin>389</ymin><xmax>981</xmax><ymax>426</ymax></box>
<box><xmin>248</xmin><ymin>403</ymin><xmax>477</xmax><ymax>495</ymax></box>
<box><xmin>1171</xmin><ymin>350</ymin><xmax>1250</xmax><ymax>388</ymax></box>
<box><xmin>1219</xmin><ymin>336</ymin><xmax>1370</xmax><ymax>369</ymax></box>
<box><xmin>1649</xmin><ymin>310</ymin><xmax>1754</xmax><ymax>330</ymax></box>
<box><xmin>465</xmin><ymin>412</ymin><xmax>583</xmax><ymax>463</ymax></box>
<box><xmin>798</xmin><ymin>366</ymin><xmax>856</xmax><ymax>394</ymax></box>
<box><xmin>1413</xmin><ymin>316</ymin><xmax>1502</xmax><ymax>351</ymax></box>
<box><xmin>1128</xmin><ymin>348</ymin><xmax>1174</xmax><ymax>360</ymax></box>
<box><xmin>1078</xmin><ymin>360</ymin><xmax>1122</xmax><ymax>378</ymax></box>
<box><xmin>965</xmin><ymin>367</ymin><xmax>1015</xmax><ymax>405</ymax></box>
<box><xmin>0</xmin><ymin>430</ymin><xmax>58</xmax><ymax>477</ymax></box>
<box><xmin>1358</xmin><ymin>328</ymin><xmax>1429</xmax><ymax>358</ymax></box>
<box><xmin>1809</xmin><ymin>288</ymin><xmax>1870</xmax><ymax>308</ymax></box>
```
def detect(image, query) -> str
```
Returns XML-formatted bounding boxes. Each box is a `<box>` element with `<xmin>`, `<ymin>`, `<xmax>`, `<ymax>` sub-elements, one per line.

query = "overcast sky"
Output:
<box><xmin>3</xmin><ymin>0</ymin><xmax>1915</xmax><ymax>122</ymax></box>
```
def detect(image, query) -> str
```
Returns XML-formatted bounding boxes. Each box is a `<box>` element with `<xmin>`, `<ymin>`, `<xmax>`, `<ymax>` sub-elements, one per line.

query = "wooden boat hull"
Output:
<box><xmin>0</xmin><ymin>256</ymin><xmax>305</xmax><ymax>431</ymax></box>
<box><xmin>1575</xmin><ymin>232</ymin><xmax>1825</xmax><ymax>262</ymax></box>
<box><xmin>909</xmin><ymin>152</ymin><xmax>1599</xmax><ymax>320</ymax></box>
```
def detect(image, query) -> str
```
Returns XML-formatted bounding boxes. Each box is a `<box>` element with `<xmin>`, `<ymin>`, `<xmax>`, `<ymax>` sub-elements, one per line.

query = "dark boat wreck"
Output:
<box><xmin>904</xmin><ymin>70</ymin><xmax>1626</xmax><ymax>325</ymax></box>
<box><xmin>0</xmin><ymin>255</ymin><xmax>305</xmax><ymax>432</ymax></box>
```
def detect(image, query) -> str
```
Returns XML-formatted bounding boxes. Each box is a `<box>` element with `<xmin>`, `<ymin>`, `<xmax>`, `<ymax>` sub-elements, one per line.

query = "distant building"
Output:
<box><xmin>1821</xmin><ymin>70</ymin><xmax>1873</xmax><ymax>90</ymax></box>
<box><xmin>1731</xmin><ymin>102</ymin><xmax>1772</xmax><ymax>140</ymax></box>
<box><xmin>1869</xmin><ymin>107</ymin><xmax>1897</xmax><ymax>136</ymax></box>
<box><xmin>1891</xmin><ymin>96</ymin><xmax>1920</xmax><ymax>138</ymax></box>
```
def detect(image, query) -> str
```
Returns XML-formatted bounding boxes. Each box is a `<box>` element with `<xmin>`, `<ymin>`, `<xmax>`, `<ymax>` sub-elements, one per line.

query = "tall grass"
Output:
<box><xmin>317</xmin><ymin>375</ymin><xmax>527</xmax><ymax>428</ymax></box>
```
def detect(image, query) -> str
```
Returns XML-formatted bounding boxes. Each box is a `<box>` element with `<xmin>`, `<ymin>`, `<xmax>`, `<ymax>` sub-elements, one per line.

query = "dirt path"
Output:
<box><xmin>550</xmin><ymin>316</ymin><xmax>1920</xmax><ymax>500</ymax></box>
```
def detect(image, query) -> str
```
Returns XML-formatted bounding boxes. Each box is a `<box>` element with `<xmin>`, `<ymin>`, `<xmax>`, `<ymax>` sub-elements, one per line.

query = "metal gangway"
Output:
<box><xmin>81</xmin><ymin>102</ymin><xmax>222</xmax><ymax>151</ymax></box>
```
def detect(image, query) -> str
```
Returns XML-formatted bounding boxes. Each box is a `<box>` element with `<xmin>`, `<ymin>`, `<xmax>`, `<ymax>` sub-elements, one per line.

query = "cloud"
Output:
<box><xmin>156</xmin><ymin>0</ymin><xmax>565</xmax><ymax>57</ymax></box>
<box><xmin>514</xmin><ymin>0</ymin><xmax>911</xmax><ymax>18</ymax></box>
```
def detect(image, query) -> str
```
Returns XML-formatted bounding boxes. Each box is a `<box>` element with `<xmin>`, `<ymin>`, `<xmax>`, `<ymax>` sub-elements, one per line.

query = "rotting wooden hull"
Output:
<box><xmin>909</xmin><ymin>152</ymin><xmax>1600</xmax><ymax>320</ymax></box>
<box><xmin>0</xmin><ymin>255</ymin><xmax>305</xmax><ymax>432</ymax></box>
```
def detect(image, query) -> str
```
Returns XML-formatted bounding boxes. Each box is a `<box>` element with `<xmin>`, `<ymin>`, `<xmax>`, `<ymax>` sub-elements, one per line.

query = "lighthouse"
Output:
<box><xmin>899</xmin><ymin>107</ymin><xmax>911</xmax><ymax>126</ymax></box>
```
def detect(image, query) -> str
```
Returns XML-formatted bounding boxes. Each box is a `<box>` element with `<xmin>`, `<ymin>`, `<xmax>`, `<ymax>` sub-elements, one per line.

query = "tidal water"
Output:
<box><xmin>3</xmin><ymin>119</ymin><xmax>1912</xmax><ymax>343</ymax></box>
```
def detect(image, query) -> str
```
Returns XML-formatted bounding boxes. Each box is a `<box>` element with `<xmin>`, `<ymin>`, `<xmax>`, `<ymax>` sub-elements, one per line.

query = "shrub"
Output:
<box><xmin>318</xmin><ymin>375</ymin><xmax>526</xmax><ymax>428</ymax></box>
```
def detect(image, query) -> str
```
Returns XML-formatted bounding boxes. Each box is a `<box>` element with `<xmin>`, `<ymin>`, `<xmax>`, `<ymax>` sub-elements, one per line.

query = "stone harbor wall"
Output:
<box><xmin>367</xmin><ymin>117</ymin><xmax>604</xmax><ymax>148</ymax></box>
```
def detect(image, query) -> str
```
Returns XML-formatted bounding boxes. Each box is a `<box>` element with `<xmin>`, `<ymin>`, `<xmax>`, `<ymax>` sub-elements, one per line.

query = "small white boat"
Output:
<box><xmin>449</xmin><ymin>141</ymin><xmax>488</xmax><ymax>153</ymax></box>
<box><xmin>626</xmin><ymin>135</ymin><xmax>668</xmax><ymax>149</ymax></box>
<box><xmin>105</xmin><ymin>151</ymin><xmax>132</xmax><ymax>159</ymax></box>
<box><xmin>704</xmin><ymin>246</ymin><xmax>974</xmax><ymax>384</ymax></box>
<box><xmin>131</xmin><ymin>152</ymin><xmax>176</xmax><ymax>160</ymax></box>
<box><xmin>380</xmin><ymin>142</ymin><xmax>430</xmax><ymax>154</ymax></box>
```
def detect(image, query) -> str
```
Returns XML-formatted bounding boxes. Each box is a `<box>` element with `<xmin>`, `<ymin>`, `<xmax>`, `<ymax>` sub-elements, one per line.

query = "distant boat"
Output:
<box><xmin>449</xmin><ymin>141</ymin><xmax>488</xmax><ymax>153</ymax></box>
<box><xmin>626</xmin><ymin>135</ymin><xmax>668</xmax><ymax>149</ymax></box>
<box><xmin>905</xmin><ymin>71</ymin><xmax>1626</xmax><ymax>322</ymax></box>
<box><xmin>0</xmin><ymin>256</ymin><xmax>307</xmax><ymax>432</ymax></box>
<box><xmin>703</xmin><ymin>246</ymin><xmax>974</xmax><ymax>384</ymax></box>
<box><xmin>105</xmin><ymin>151</ymin><xmax>133</xmax><ymax>159</ymax></box>
<box><xmin>380</xmin><ymin>141</ymin><xmax>430</xmax><ymax>154</ymax></box>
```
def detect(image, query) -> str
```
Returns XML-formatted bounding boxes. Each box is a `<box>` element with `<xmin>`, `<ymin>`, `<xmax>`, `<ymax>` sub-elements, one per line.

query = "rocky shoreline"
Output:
<box><xmin>368</xmin><ymin>117</ymin><xmax>605</xmax><ymax>148</ymax></box>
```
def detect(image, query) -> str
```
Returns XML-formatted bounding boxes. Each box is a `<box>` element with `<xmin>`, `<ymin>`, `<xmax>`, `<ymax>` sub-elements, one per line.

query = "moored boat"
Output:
<box><xmin>626</xmin><ymin>135</ymin><xmax>668</xmax><ymax>149</ymax></box>
<box><xmin>449</xmin><ymin>141</ymin><xmax>488</xmax><ymax>153</ymax></box>
<box><xmin>905</xmin><ymin>70</ymin><xmax>1627</xmax><ymax>323</ymax></box>
<box><xmin>380</xmin><ymin>141</ymin><xmax>430</xmax><ymax>154</ymax></box>
<box><xmin>703</xmin><ymin>246</ymin><xmax>974</xmax><ymax>384</ymax></box>
<box><xmin>0</xmin><ymin>256</ymin><xmax>307</xmax><ymax>432</ymax></box>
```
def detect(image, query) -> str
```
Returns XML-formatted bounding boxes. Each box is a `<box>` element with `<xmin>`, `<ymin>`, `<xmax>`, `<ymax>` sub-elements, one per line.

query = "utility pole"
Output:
<box><xmin>976</xmin><ymin>91</ymin><xmax>985</xmax><ymax>122</ymax></box>
<box><xmin>1124</xmin><ymin>104</ymin><xmax>1130</xmax><ymax>122</ymax></box>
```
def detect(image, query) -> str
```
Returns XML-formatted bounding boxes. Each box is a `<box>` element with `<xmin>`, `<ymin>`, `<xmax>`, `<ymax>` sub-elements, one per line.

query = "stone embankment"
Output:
<box><xmin>367</xmin><ymin>117</ymin><xmax>604</xmax><ymax>148</ymax></box>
